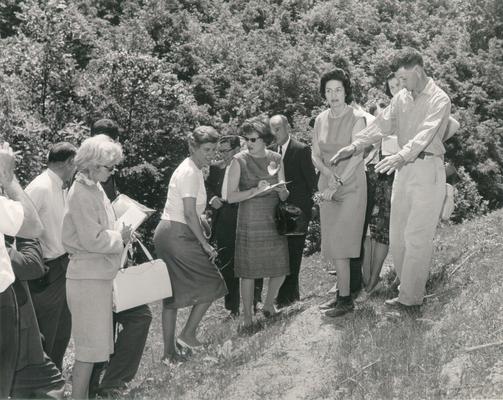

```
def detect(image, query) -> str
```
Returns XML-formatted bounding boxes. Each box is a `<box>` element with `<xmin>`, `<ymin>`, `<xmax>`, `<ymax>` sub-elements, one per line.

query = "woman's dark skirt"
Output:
<box><xmin>154</xmin><ymin>219</ymin><xmax>227</xmax><ymax>309</ymax></box>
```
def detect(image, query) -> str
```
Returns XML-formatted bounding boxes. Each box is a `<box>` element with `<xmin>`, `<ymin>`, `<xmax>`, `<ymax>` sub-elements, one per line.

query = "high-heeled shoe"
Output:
<box><xmin>176</xmin><ymin>337</ymin><xmax>203</xmax><ymax>352</ymax></box>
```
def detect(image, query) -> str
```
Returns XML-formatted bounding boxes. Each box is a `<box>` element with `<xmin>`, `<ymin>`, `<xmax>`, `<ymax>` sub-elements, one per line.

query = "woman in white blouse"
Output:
<box><xmin>154</xmin><ymin>126</ymin><xmax>227</xmax><ymax>363</ymax></box>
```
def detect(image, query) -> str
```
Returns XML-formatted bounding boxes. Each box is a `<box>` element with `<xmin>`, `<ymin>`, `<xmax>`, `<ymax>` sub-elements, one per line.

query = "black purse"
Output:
<box><xmin>275</xmin><ymin>202</ymin><xmax>308</xmax><ymax>236</ymax></box>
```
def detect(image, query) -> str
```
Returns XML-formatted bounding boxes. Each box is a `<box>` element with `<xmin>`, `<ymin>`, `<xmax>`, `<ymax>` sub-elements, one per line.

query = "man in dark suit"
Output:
<box><xmin>269</xmin><ymin>115</ymin><xmax>317</xmax><ymax>307</ymax></box>
<box><xmin>7</xmin><ymin>237</ymin><xmax>65</xmax><ymax>399</ymax></box>
<box><xmin>206</xmin><ymin>135</ymin><xmax>242</xmax><ymax>317</ymax></box>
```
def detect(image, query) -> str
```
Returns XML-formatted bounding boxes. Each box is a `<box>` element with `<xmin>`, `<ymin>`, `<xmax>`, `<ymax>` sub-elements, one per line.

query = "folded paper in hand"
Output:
<box><xmin>243</xmin><ymin>181</ymin><xmax>290</xmax><ymax>201</ymax></box>
<box><xmin>113</xmin><ymin>194</ymin><xmax>154</xmax><ymax>232</ymax></box>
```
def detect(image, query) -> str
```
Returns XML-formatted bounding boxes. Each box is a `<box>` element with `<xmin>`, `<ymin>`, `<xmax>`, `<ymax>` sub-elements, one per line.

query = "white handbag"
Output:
<box><xmin>113</xmin><ymin>240</ymin><xmax>172</xmax><ymax>312</ymax></box>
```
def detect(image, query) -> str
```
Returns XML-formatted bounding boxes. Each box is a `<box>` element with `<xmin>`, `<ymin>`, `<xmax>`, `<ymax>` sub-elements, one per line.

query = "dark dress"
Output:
<box><xmin>234</xmin><ymin>150</ymin><xmax>289</xmax><ymax>279</ymax></box>
<box><xmin>368</xmin><ymin>153</ymin><xmax>394</xmax><ymax>245</ymax></box>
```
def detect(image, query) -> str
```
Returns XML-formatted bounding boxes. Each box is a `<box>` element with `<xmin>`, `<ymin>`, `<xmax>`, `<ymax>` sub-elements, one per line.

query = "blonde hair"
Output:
<box><xmin>75</xmin><ymin>134</ymin><xmax>123</xmax><ymax>171</ymax></box>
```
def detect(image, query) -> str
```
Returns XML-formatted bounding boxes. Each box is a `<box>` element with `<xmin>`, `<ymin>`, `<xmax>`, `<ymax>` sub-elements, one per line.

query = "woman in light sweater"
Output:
<box><xmin>63</xmin><ymin>135</ymin><xmax>131</xmax><ymax>399</ymax></box>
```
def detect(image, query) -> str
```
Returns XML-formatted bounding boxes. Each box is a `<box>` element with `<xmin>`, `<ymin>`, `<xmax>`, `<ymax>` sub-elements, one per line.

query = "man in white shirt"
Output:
<box><xmin>0</xmin><ymin>141</ymin><xmax>43</xmax><ymax>398</ymax></box>
<box><xmin>25</xmin><ymin>142</ymin><xmax>76</xmax><ymax>371</ymax></box>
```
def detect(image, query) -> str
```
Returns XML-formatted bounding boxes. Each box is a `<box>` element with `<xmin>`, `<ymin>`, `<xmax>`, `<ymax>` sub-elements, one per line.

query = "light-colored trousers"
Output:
<box><xmin>390</xmin><ymin>156</ymin><xmax>446</xmax><ymax>305</ymax></box>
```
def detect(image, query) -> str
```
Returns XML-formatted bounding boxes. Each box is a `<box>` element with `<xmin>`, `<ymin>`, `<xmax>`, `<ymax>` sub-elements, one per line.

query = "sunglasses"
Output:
<box><xmin>244</xmin><ymin>137</ymin><xmax>261</xmax><ymax>143</ymax></box>
<box><xmin>100</xmin><ymin>165</ymin><xmax>116</xmax><ymax>172</ymax></box>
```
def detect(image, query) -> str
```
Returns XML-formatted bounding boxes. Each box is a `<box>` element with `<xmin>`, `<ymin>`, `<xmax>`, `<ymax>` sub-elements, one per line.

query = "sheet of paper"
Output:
<box><xmin>115</xmin><ymin>206</ymin><xmax>147</xmax><ymax>233</ymax></box>
<box><xmin>112</xmin><ymin>194</ymin><xmax>154</xmax><ymax>219</ymax></box>
<box><xmin>242</xmin><ymin>181</ymin><xmax>290</xmax><ymax>201</ymax></box>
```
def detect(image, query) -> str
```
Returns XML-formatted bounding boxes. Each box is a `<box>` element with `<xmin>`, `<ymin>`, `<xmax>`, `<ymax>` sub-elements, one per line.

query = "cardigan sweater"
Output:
<box><xmin>62</xmin><ymin>178</ymin><xmax>124</xmax><ymax>280</ymax></box>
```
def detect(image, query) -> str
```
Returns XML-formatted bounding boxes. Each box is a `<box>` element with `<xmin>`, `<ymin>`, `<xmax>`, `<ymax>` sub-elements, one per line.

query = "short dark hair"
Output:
<box><xmin>392</xmin><ymin>47</ymin><xmax>424</xmax><ymax>71</ymax></box>
<box><xmin>91</xmin><ymin>119</ymin><xmax>120</xmax><ymax>140</ymax></box>
<box><xmin>319</xmin><ymin>68</ymin><xmax>354</xmax><ymax>104</ymax></box>
<box><xmin>188</xmin><ymin>126</ymin><xmax>219</xmax><ymax>148</ymax></box>
<box><xmin>384</xmin><ymin>72</ymin><xmax>396</xmax><ymax>98</ymax></box>
<box><xmin>47</xmin><ymin>142</ymin><xmax>77</xmax><ymax>164</ymax></box>
<box><xmin>219</xmin><ymin>135</ymin><xmax>241</xmax><ymax>149</ymax></box>
<box><xmin>240</xmin><ymin>116</ymin><xmax>274</xmax><ymax>145</ymax></box>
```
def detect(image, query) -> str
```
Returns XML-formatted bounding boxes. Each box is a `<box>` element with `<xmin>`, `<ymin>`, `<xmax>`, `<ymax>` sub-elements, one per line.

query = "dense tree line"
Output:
<box><xmin>1</xmin><ymin>0</ymin><xmax>502</xmax><ymax>241</ymax></box>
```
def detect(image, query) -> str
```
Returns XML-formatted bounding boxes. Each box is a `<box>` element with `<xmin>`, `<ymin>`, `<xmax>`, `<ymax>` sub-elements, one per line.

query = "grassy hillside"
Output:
<box><xmin>63</xmin><ymin>209</ymin><xmax>503</xmax><ymax>399</ymax></box>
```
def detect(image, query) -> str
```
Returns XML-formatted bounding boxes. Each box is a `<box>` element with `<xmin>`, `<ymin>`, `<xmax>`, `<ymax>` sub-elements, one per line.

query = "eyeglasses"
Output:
<box><xmin>244</xmin><ymin>137</ymin><xmax>261</xmax><ymax>143</ymax></box>
<box><xmin>100</xmin><ymin>165</ymin><xmax>116</xmax><ymax>172</ymax></box>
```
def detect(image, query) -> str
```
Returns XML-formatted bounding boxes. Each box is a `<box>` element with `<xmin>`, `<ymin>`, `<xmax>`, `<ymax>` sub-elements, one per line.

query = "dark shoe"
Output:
<box><xmin>318</xmin><ymin>297</ymin><xmax>337</xmax><ymax>310</ymax></box>
<box><xmin>262</xmin><ymin>308</ymin><xmax>282</xmax><ymax>319</ymax></box>
<box><xmin>324</xmin><ymin>299</ymin><xmax>354</xmax><ymax>317</ymax></box>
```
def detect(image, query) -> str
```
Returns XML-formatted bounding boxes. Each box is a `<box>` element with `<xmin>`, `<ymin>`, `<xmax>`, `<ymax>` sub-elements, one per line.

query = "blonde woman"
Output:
<box><xmin>63</xmin><ymin>134</ymin><xmax>131</xmax><ymax>398</ymax></box>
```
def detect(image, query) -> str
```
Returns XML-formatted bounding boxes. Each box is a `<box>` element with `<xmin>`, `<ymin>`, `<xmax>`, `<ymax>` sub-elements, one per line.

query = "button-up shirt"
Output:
<box><xmin>278</xmin><ymin>136</ymin><xmax>291</xmax><ymax>160</ymax></box>
<box><xmin>25</xmin><ymin>169</ymin><xmax>67</xmax><ymax>260</ymax></box>
<box><xmin>353</xmin><ymin>78</ymin><xmax>451</xmax><ymax>163</ymax></box>
<box><xmin>0</xmin><ymin>195</ymin><xmax>23</xmax><ymax>292</ymax></box>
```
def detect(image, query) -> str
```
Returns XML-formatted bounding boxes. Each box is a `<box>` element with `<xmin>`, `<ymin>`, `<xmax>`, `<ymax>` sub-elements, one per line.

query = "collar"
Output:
<box><xmin>280</xmin><ymin>136</ymin><xmax>291</xmax><ymax>155</ymax></box>
<box><xmin>75</xmin><ymin>172</ymin><xmax>97</xmax><ymax>187</ymax></box>
<box><xmin>46</xmin><ymin>168</ymin><xmax>64</xmax><ymax>189</ymax></box>
<box><xmin>416</xmin><ymin>78</ymin><xmax>435</xmax><ymax>98</ymax></box>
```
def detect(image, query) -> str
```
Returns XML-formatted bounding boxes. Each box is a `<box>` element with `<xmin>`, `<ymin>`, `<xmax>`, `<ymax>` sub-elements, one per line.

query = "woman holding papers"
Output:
<box><xmin>312</xmin><ymin>68</ymin><xmax>367</xmax><ymax>317</ymax></box>
<box><xmin>227</xmin><ymin>116</ymin><xmax>289</xmax><ymax>332</ymax></box>
<box><xmin>154</xmin><ymin>126</ymin><xmax>226</xmax><ymax>364</ymax></box>
<box><xmin>62</xmin><ymin>135</ymin><xmax>132</xmax><ymax>399</ymax></box>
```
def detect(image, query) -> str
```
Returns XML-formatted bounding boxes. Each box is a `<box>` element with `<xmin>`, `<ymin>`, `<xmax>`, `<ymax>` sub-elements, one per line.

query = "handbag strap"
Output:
<box><xmin>120</xmin><ymin>238</ymin><xmax>154</xmax><ymax>269</ymax></box>
<box><xmin>136</xmin><ymin>239</ymin><xmax>154</xmax><ymax>261</ymax></box>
